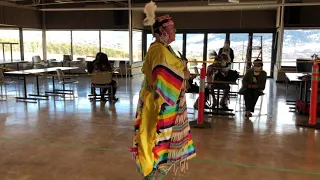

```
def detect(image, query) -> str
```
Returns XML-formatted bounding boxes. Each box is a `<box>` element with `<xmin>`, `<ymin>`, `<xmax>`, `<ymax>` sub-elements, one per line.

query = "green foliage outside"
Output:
<box><xmin>0</xmin><ymin>37</ymin><xmax>130</xmax><ymax>59</ymax></box>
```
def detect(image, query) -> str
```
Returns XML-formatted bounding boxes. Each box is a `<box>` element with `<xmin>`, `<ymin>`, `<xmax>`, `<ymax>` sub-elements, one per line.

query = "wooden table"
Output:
<box><xmin>5</xmin><ymin>67</ymin><xmax>78</xmax><ymax>102</ymax></box>
<box><xmin>206</xmin><ymin>77</ymin><xmax>238</xmax><ymax>116</ymax></box>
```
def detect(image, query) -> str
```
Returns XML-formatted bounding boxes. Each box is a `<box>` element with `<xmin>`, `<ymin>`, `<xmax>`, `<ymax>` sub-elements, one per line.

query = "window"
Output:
<box><xmin>186</xmin><ymin>33</ymin><xmax>204</xmax><ymax>61</ymax></box>
<box><xmin>0</xmin><ymin>29</ymin><xmax>20</xmax><ymax>62</ymax></box>
<box><xmin>252</xmin><ymin>33</ymin><xmax>273</xmax><ymax>76</ymax></box>
<box><xmin>170</xmin><ymin>34</ymin><xmax>183</xmax><ymax>54</ymax></box>
<box><xmin>146</xmin><ymin>33</ymin><xmax>183</xmax><ymax>54</ymax></box>
<box><xmin>133</xmin><ymin>30</ymin><xmax>142</xmax><ymax>62</ymax></box>
<box><xmin>46</xmin><ymin>31</ymin><xmax>71</xmax><ymax>60</ymax></box>
<box><xmin>282</xmin><ymin>29</ymin><xmax>320</xmax><ymax>66</ymax></box>
<box><xmin>23</xmin><ymin>30</ymin><xmax>43</xmax><ymax>62</ymax></box>
<box><xmin>207</xmin><ymin>33</ymin><xmax>226</xmax><ymax>59</ymax></box>
<box><xmin>101</xmin><ymin>31</ymin><xmax>129</xmax><ymax>61</ymax></box>
<box><xmin>72</xmin><ymin>31</ymin><xmax>99</xmax><ymax>60</ymax></box>
<box><xmin>146</xmin><ymin>33</ymin><xmax>153</xmax><ymax>50</ymax></box>
<box><xmin>230</xmin><ymin>33</ymin><xmax>249</xmax><ymax>75</ymax></box>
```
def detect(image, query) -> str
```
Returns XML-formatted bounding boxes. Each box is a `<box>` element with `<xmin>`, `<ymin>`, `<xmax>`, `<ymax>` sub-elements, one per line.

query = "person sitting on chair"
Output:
<box><xmin>93</xmin><ymin>52</ymin><xmax>118</xmax><ymax>102</ymax></box>
<box><xmin>239</xmin><ymin>59</ymin><xmax>267</xmax><ymax>117</ymax></box>
<box><xmin>181</xmin><ymin>58</ymin><xmax>211</xmax><ymax>109</ymax></box>
<box><xmin>218</xmin><ymin>40</ymin><xmax>234</xmax><ymax>67</ymax></box>
<box><xmin>207</xmin><ymin>53</ymin><xmax>231</xmax><ymax>108</ymax></box>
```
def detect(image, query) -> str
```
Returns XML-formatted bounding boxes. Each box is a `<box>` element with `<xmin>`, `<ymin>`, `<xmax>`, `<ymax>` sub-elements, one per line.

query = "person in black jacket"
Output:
<box><xmin>218</xmin><ymin>40</ymin><xmax>234</xmax><ymax>67</ymax></box>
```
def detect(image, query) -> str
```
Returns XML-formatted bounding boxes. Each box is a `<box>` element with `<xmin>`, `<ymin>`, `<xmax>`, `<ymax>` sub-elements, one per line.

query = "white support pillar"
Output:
<box><xmin>274</xmin><ymin>0</ymin><xmax>285</xmax><ymax>80</ymax></box>
<box><xmin>127</xmin><ymin>0</ymin><xmax>133</xmax><ymax>80</ymax></box>
<box><xmin>42</xmin><ymin>11</ymin><xmax>47</xmax><ymax>61</ymax></box>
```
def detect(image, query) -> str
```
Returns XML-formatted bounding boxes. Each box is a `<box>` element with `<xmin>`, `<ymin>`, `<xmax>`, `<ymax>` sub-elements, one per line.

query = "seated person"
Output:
<box><xmin>188</xmin><ymin>74</ymin><xmax>211</xmax><ymax>109</ymax></box>
<box><xmin>181</xmin><ymin>57</ymin><xmax>211</xmax><ymax>109</ymax></box>
<box><xmin>207</xmin><ymin>54</ymin><xmax>231</xmax><ymax>108</ymax></box>
<box><xmin>218</xmin><ymin>40</ymin><xmax>234</xmax><ymax>67</ymax></box>
<box><xmin>92</xmin><ymin>52</ymin><xmax>118</xmax><ymax>102</ymax></box>
<box><xmin>239</xmin><ymin>59</ymin><xmax>267</xmax><ymax>117</ymax></box>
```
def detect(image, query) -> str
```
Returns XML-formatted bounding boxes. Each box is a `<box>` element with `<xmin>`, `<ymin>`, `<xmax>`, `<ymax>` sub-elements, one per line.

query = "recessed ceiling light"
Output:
<box><xmin>228</xmin><ymin>0</ymin><xmax>240</xmax><ymax>3</ymax></box>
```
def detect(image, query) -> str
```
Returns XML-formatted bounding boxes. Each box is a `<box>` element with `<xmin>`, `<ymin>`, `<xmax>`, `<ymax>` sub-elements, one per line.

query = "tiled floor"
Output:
<box><xmin>0</xmin><ymin>75</ymin><xmax>319</xmax><ymax>180</ymax></box>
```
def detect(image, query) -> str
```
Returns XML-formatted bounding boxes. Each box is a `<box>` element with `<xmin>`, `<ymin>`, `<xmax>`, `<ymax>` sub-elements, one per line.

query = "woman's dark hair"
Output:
<box><xmin>95</xmin><ymin>52</ymin><xmax>112</xmax><ymax>71</ymax></box>
<box><xmin>153</xmin><ymin>19</ymin><xmax>170</xmax><ymax>35</ymax></box>
<box><xmin>253</xmin><ymin>59</ymin><xmax>263</xmax><ymax>66</ymax></box>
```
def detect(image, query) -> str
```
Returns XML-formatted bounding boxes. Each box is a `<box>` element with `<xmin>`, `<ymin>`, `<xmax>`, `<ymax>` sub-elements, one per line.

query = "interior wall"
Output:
<box><xmin>45</xmin><ymin>10</ymin><xmax>130</xmax><ymax>29</ymax></box>
<box><xmin>299</xmin><ymin>6</ymin><xmax>320</xmax><ymax>27</ymax></box>
<box><xmin>157</xmin><ymin>10</ymin><xmax>277</xmax><ymax>30</ymax></box>
<box><xmin>0</xmin><ymin>5</ymin><xmax>41</xmax><ymax>28</ymax></box>
<box><xmin>132</xmin><ymin>11</ymin><xmax>144</xmax><ymax>29</ymax></box>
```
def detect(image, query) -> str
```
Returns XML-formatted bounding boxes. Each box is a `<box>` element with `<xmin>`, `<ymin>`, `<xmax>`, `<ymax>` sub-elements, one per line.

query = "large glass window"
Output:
<box><xmin>72</xmin><ymin>31</ymin><xmax>99</xmax><ymax>60</ymax></box>
<box><xmin>282</xmin><ymin>29</ymin><xmax>320</xmax><ymax>66</ymax></box>
<box><xmin>0</xmin><ymin>29</ymin><xmax>20</xmax><ymax>62</ymax></box>
<box><xmin>146</xmin><ymin>33</ymin><xmax>153</xmax><ymax>50</ymax></box>
<box><xmin>133</xmin><ymin>30</ymin><xmax>142</xmax><ymax>62</ymax></box>
<box><xmin>101</xmin><ymin>31</ymin><xmax>129</xmax><ymax>61</ymax></box>
<box><xmin>170</xmin><ymin>34</ymin><xmax>183</xmax><ymax>54</ymax></box>
<box><xmin>146</xmin><ymin>33</ymin><xmax>183</xmax><ymax>54</ymax></box>
<box><xmin>186</xmin><ymin>33</ymin><xmax>204</xmax><ymax>61</ymax></box>
<box><xmin>252</xmin><ymin>33</ymin><xmax>273</xmax><ymax>76</ymax></box>
<box><xmin>46</xmin><ymin>31</ymin><xmax>71</xmax><ymax>60</ymax></box>
<box><xmin>23</xmin><ymin>30</ymin><xmax>43</xmax><ymax>62</ymax></box>
<box><xmin>230</xmin><ymin>33</ymin><xmax>249</xmax><ymax>75</ymax></box>
<box><xmin>207</xmin><ymin>33</ymin><xmax>226</xmax><ymax>59</ymax></box>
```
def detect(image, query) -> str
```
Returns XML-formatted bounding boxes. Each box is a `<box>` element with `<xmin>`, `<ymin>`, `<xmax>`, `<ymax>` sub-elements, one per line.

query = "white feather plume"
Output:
<box><xmin>143</xmin><ymin>1</ymin><xmax>157</xmax><ymax>26</ymax></box>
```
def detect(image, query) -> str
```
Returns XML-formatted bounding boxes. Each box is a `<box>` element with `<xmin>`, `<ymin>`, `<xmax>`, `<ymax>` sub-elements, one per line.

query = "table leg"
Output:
<box><xmin>285</xmin><ymin>78</ymin><xmax>296</xmax><ymax>104</ymax></box>
<box><xmin>28</xmin><ymin>75</ymin><xmax>49</xmax><ymax>99</ymax></box>
<box><xmin>45</xmin><ymin>75</ymin><xmax>70</xmax><ymax>95</ymax></box>
<box><xmin>15</xmin><ymin>74</ymin><xmax>38</xmax><ymax>103</ymax></box>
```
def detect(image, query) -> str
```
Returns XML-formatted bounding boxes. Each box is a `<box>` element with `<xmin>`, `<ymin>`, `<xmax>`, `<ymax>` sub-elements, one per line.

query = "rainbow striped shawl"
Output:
<box><xmin>132</xmin><ymin>43</ymin><xmax>196</xmax><ymax>178</ymax></box>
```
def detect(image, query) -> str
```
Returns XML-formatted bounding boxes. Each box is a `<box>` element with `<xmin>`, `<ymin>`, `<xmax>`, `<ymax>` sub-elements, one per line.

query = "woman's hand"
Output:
<box><xmin>248</xmin><ymin>84</ymin><xmax>257</xmax><ymax>88</ymax></box>
<box><xmin>184</xmin><ymin>69</ymin><xmax>190</xmax><ymax>80</ymax></box>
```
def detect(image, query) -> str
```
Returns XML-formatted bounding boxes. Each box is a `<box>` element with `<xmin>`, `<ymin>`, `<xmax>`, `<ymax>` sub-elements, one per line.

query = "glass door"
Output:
<box><xmin>229</xmin><ymin>33</ymin><xmax>249</xmax><ymax>75</ymax></box>
<box><xmin>252</xmin><ymin>33</ymin><xmax>273</xmax><ymax>76</ymax></box>
<box><xmin>186</xmin><ymin>33</ymin><xmax>204</xmax><ymax>72</ymax></box>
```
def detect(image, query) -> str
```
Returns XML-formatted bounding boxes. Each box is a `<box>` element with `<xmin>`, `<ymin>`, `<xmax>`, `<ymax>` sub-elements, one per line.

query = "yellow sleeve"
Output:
<box><xmin>150</xmin><ymin>44</ymin><xmax>185</xmax><ymax>107</ymax></box>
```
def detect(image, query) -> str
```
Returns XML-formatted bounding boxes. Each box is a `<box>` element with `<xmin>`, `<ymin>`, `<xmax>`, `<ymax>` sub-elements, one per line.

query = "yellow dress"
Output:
<box><xmin>131</xmin><ymin>42</ymin><xmax>196</xmax><ymax>177</ymax></box>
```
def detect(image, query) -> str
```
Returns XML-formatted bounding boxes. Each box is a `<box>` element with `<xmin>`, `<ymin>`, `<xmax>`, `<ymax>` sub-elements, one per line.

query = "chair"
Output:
<box><xmin>112</xmin><ymin>61</ymin><xmax>122</xmax><ymax>78</ymax></box>
<box><xmin>55</xmin><ymin>69</ymin><xmax>78</xmax><ymax>97</ymax></box>
<box><xmin>90</xmin><ymin>72</ymin><xmax>113</xmax><ymax>102</ymax></box>
<box><xmin>63</xmin><ymin>55</ymin><xmax>72</xmax><ymax>62</ymax></box>
<box><xmin>236</xmin><ymin>92</ymin><xmax>267</xmax><ymax>117</ymax></box>
<box><xmin>0</xmin><ymin>69</ymin><xmax>15</xmax><ymax>101</ymax></box>
<box><xmin>32</xmin><ymin>56</ymin><xmax>43</xmax><ymax>69</ymax></box>
<box><xmin>193</xmin><ymin>67</ymin><xmax>200</xmax><ymax>78</ymax></box>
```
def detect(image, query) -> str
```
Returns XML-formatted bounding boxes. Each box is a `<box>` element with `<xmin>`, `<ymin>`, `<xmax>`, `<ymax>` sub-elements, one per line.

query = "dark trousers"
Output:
<box><xmin>91</xmin><ymin>80</ymin><xmax>117</xmax><ymax>99</ymax></box>
<box><xmin>243</xmin><ymin>89</ymin><xmax>261</xmax><ymax>112</ymax></box>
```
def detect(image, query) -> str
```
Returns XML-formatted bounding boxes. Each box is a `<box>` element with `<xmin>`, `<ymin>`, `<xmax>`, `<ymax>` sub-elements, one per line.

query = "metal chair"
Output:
<box><xmin>112</xmin><ymin>61</ymin><xmax>122</xmax><ymax>78</ymax></box>
<box><xmin>0</xmin><ymin>69</ymin><xmax>15</xmax><ymax>101</ymax></box>
<box><xmin>55</xmin><ymin>69</ymin><xmax>78</xmax><ymax>97</ymax></box>
<box><xmin>236</xmin><ymin>92</ymin><xmax>267</xmax><ymax>117</ymax></box>
<box><xmin>89</xmin><ymin>72</ymin><xmax>113</xmax><ymax>102</ymax></box>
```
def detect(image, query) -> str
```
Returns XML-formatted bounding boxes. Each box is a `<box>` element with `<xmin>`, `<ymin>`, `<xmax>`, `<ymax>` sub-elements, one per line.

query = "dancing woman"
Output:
<box><xmin>131</xmin><ymin>1</ymin><xmax>196</xmax><ymax>179</ymax></box>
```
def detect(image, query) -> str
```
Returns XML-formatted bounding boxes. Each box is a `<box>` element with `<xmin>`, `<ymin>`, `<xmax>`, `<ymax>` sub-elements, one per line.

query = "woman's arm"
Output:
<box><xmin>152</xmin><ymin>47</ymin><xmax>184</xmax><ymax>107</ymax></box>
<box><xmin>242</xmin><ymin>70</ymin><xmax>251</xmax><ymax>88</ymax></box>
<box><xmin>257</xmin><ymin>71</ymin><xmax>267</xmax><ymax>90</ymax></box>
